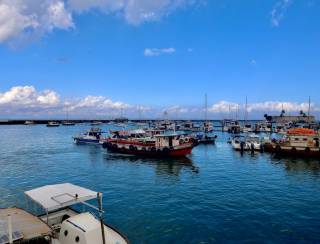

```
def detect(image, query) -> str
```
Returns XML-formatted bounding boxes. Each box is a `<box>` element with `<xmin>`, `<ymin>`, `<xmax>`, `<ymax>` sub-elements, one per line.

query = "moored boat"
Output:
<box><xmin>102</xmin><ymin>133</ymin><xmax>194</xmax><ymax>157</ymax></box>
<box><xmin>46</xmin><ymin>121</ymin><xmax>60</xmax><ymax>127</ymax></box>
<box><xmin>264</xmin><ymin>128</ymin><xmax>320</xmax><ymax>157</ymax></box>
<box><xmin>231</xmin><ymin>134</ymin><xmax>262</xmax><ymax>152</ymax></box>
<box><xmin>0</xmin><ymin>183</ymin><xmax>129</xmax><ymax>244</ymax></box>
<box><xmin>73</xmin><ymin>127</ymin><xmax>105</xmax><ymax>144</ymax></box>
<box><xmin>62</xmin><ymin>121</ymin><xmax>75</xmax><ymax>126</ymax></box>
<box><xmin>24</xmin><ymin>120</ymin><xmax>36</xmax><ymax>125</ymax></box>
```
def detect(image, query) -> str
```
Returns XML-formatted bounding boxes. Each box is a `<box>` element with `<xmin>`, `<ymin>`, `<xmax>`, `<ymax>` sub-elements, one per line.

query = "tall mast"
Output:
<box><xmin>308</xmin><ymin>96</ymin><xmax>311</xmax><ymax>123</ymax></box>
<box><xmin>204</xmin><ymin>94</ymin><xmax>208</xmax><ymax>134</ymax></box>
<box><xmin>205</xmin><ymin>93</ymin><xmax>208</xmax><ymax>123</ymax></box>
<box><xmin>245</xmin><ymin>96</ymin><xmax>248</xmax><ymax>122</ymax></box>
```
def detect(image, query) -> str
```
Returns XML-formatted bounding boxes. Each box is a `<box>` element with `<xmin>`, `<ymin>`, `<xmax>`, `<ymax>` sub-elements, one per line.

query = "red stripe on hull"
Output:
<box><xmin>105</xmin><ymin>145</ymin><xmax>193</xmax><ymax>158</ymax></box>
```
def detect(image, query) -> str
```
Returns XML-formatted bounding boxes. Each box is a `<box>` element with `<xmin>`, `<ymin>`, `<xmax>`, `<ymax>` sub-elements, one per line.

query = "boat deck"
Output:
<box><xmin>0</xmin><ymin>207</ymin><xmax>51</xmax><ymax>241</ymax></box>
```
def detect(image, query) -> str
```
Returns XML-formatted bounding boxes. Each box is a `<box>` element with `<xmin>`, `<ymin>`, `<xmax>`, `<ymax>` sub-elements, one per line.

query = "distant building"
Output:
<box><xmin>272</xmin><ymin>115</ymin><xmax>315</xmax><ymax>123</ymax></box>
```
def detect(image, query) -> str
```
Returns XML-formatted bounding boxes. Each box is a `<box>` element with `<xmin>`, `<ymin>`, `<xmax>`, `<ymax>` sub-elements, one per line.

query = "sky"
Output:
<box><xmin>0</xmin><ymin>0</ymin><xmax>319</xmax><ymax>119</ymax></box>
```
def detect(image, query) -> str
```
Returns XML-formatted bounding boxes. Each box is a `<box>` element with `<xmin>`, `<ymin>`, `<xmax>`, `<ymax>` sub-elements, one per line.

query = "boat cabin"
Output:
<box><xmin>155</xmin><ymin>134</ymin><xmax>189</xmax><ymax>148</ymax></box>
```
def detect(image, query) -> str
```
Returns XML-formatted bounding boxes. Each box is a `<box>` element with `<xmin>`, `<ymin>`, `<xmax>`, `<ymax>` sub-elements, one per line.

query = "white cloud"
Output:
<box><xmin>208</xmin><ymin>101</ymin><xmax>239</xmax><ymax>113</ymax></box>
<box><xmin>1</xmin><ymin>86</ymin><xmax>319</xmax><ymax>119</ymax></box>
<box><xmin>68</xmin><ymin>0</ymin><xmax>195</xmax><ymax>25</ymax></box>
<box><xmin>70</xmin><ymin>95</ymin><xmax>131</xmax><ymax>111</ymax></box>
<box><xmin>0</xmin><ymin>0</ymin><xmax>74</xmax><ymax>44</ymax></box>
<box><xmin>250</xmin><ymin>59</ymin><xmax>257</xmax><ymax>66</ymax></box>
<box><xmin>164</xmin><ymin>105</ymin><xmax>189</xmax><ymax>114</ymax></box>
<box><xmin>144</xmin><ymin>47</ymin><xmax>176</xmax><ymax>57</ymax></box>
<box><xmin>270</xmin><ymin>0</ymin><xmax>292</xmax><ymax>27</ymax></box>
<box><xmin>0</xmin><ymin>86</ymin><xmax>60</xmax><ymax>107</ymax></box>
<box><xmin>0</xmin><ymin>0</ymin><xmax>198</xmax><ymax>44</ymax></box>
<box><xmin>247</xmin><ymin>101</ymin><xmax>312</xmax><ymax>113</ymax></box>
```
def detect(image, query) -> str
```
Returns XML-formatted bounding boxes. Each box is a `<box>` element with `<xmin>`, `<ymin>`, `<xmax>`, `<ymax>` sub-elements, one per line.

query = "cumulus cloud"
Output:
<box><xmin>208</xmin><ymin>101</ymin><xmax>239</xmax><ymax>113</ymax></box>
<box><xmin>0</xmin><ymin>0</ymin><xmax>74</xmax><ymax>44</ymax></box>
<box><xmin>0</xmin><ymin>86</ymin><xmax>319</xmax><ymax>119</ymax></box>
<box><xmin>0</xmin><ymin>0</ymin><xmax>198</xmax><ymax>44</ymax></box>
<box><xmin>270</xmin><ymin>0</ymin><xmax>292</xmax><ymax>27</ymax></box>
<box><xmin>0</xmin><ymin>86</ymin><xmax>138</xmax><ymax>118</ymax></box>
<box><xmin>0</xmin><ymin>86</ymin><xmax>60</xmax><ymax>107</ymax></box>
<box><xmin>144</xmin><ymin>47</ymin><xmax>176</xmax><ymax>57</ymax></box>
<box><xmin>68</xmin><ymin>0</ymin><xmax>195</xmax><ymax>25</ymax></box>
<box><xmin>247</xmin><ymin>101</ymin><xmax>312</xmax><ymax>113</ymax></box>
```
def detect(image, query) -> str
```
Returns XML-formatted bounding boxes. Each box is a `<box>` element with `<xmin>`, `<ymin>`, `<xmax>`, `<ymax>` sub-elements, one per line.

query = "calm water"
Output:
<box><xmin>1</xmin><ymin>124</ymin><xmax>320</xmax><ymax>243</ymax></box>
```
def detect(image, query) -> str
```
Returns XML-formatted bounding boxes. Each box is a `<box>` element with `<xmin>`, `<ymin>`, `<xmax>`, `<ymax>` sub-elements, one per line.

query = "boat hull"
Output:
<box><xmin>74</xmin><ymin>138</ymin><xmax>100</xmax><ymax>144</ymax></box>
<box><xmin>264</xmin><ymin>143</ymin><xmax>320</xmax><ymax>158</ymax></box>
<box><xmin>103</xmin><ymin>143</ymin><xmax>192</xmax><ymax>157</ymax></box>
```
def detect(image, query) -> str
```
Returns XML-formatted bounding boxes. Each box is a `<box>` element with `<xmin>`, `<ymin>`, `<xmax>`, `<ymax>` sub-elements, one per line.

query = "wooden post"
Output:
<box><xmin>98</xmin><ymin>192</ymin><xmax>106</xmax><ymax>244</ymax></box>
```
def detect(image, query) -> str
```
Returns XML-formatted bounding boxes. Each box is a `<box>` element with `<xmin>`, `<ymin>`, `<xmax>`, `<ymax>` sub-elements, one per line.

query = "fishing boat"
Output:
<box><xmin>73</xmin><ymin>128</ymin><xmax>105</xmax><ymax>144</ymax></box>
<box><xmin>254</xmin><ymin>121</ymin><xmax>272</xmax><ymax>133</ymax></box>
<box><xmin>231</xmin><ymin>134</ymin><xmax>262</xmax><ymax>151</ymax></box>
<box><xmin>264</xmin><ymin>128</ymin><xmax>320</xmax><ymax>157</ymax></box>
<box><xmin>102</xmin><ymin>133</ymin><xmax>194</xmax><ymax>157</ymax></box>
<box><xmin>24</xmin><ymin>120</ymin><xmax>36</xmax><ymax>125</ymax></box>
<box><xmin>0</xmin><ymin>183</ymin><xmax>129</xmax><ymax>244</ymax></box>
<box><xmin>46</xmin><ymin>121</ymin><xmax>60</xmax><ymax>127</ymax></box>
<box><xmin>196</xmin><ymin>133</ymin><xmax>217</xmax><ymax>144</ymax></box>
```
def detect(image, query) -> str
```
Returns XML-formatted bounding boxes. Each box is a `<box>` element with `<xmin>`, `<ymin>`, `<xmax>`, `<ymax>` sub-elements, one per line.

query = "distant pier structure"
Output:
<box><xmin>272</xmin><ymin>115</ymin><xmax>315</xmax><ymax>123</ymax></box>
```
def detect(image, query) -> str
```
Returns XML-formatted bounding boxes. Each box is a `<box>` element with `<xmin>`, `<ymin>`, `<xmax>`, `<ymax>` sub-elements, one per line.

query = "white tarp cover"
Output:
<box><xmin>25</xmin><ymin>183</ymin><xmax>98</xmax><ymax>212</ymax></box>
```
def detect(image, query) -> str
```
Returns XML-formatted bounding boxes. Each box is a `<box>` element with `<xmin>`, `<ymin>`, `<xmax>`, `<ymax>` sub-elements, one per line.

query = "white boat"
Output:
<box><xmin>231</xmin><ymin>134</ymin><xmax>262</xmax><ymax>151</ymax></box>
<box><xmin>62</xmin><ymin>121</ymin><xmax>75</xmax><ymax>126</ymax></box>
<box><xmin>242</xmin><ymin>124</ymin><xmax>253</xmax><ymax>133</ymax></box>
<box><xmin>0</xmin><ymin>183</ymin><xmax>129</xmax><ymax>244</ymax></box>
<box><xmin>24</xmin><ymin>120</ymin><xmax>36</xmax><ymax>125</ymax></box>
<box><xmin>73</xmin><ymin>128</ymin><xmax>105</xmax><ymax>144</ymax></box>
<box><xmin>47</xmin><ymin>121</ymin><xmax>60</xmax><ymax>127</ymax></box>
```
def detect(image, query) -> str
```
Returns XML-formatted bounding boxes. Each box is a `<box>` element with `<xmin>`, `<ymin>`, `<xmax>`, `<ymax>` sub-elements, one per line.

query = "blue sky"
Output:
<box><xmin>0</xmin><ymin>0</ymin><xmax>319</xmax><ymax>119</ymax></box>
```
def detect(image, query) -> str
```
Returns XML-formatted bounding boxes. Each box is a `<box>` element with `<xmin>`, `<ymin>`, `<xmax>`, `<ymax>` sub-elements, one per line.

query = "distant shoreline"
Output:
<box><xmin>0</xmin><ymin>119</ymin><xmax>263</xmax><ymax>125</ymax></box>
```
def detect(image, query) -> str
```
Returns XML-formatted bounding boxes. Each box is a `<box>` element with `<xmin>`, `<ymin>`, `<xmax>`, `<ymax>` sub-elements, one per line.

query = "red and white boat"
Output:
<box><xmin>102</xmin><ymin>133</ymin><xmax>194</xmax><ymax>157</ymax></box>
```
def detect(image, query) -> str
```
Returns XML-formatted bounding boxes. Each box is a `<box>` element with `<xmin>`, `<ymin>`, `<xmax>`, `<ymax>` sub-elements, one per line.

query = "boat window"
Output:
<box><xmin>294</xmin><ymin>138</ymin><xmax>299</xmax><ymax>141</ymax></box>
<box><xmin>303</xmin><ymin>138</ymin><xmax>308</xmax><ymax>141</ymax></box>
<box><xmin>75</xmin><ymin>236</ymin><xmax>80</xmax><ymax>242</ymax></box>
<box><xmin>64</xmin><ymin>230</ymin><xmax>68</xmax><ymax>236</ymax></box>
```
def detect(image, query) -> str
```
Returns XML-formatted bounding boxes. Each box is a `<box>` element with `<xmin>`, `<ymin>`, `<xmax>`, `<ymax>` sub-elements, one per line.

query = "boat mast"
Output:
<box><xmin>205</xmin><ymin>93</ymin><xmax>208</xmax><ymax>134</ymax></box>
<box><xmin>308</xmin><ymin>96</ymin><xmax>311</xmax><ymax>123</ymax></box>
<box><xmin>245</xmin><ymin>96</ymin><xmax>248</xmax><ymax>123</ymax></box>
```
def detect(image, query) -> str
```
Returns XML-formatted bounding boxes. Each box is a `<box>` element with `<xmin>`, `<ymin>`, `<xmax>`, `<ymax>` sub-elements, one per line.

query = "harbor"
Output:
<box><xmin>1</xmin><ymin>0</ymin><xmax>320</xmax><ymax>243</ymax></box>
<box><xmin>1</xmin><ymin>119</ymin><xmax>320</xmax><ymax>243</ymax></box>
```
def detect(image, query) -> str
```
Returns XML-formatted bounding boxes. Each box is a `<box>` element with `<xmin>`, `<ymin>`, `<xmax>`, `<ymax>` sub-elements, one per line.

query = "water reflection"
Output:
<box><xmin>103</xmin><ymin>153</ymin><xmax>199</xmax><ymax>176</ymax></box>
<box><xmin>271</xmin><ymin>156</ymin><xmax>320</xmax><ymax>174</ymax></box>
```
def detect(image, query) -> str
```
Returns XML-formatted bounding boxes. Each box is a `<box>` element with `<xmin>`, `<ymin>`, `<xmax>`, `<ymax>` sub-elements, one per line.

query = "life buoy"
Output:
<box><xmin>129</xmin><ymin>145</ymin><xmax>135</xmax><ymax>151</ymax></box>
<box><xmin>179</xmin><ymin>139</ymin><xmax>184</xmax><ymax>144</ymax></box>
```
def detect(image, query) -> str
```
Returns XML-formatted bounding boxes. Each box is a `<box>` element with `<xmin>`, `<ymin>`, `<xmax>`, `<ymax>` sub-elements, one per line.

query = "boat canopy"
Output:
<box><xmin>24</xmin><ymin>183</ymin><xmax>98</xmax><ymax>212</ymax></box>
